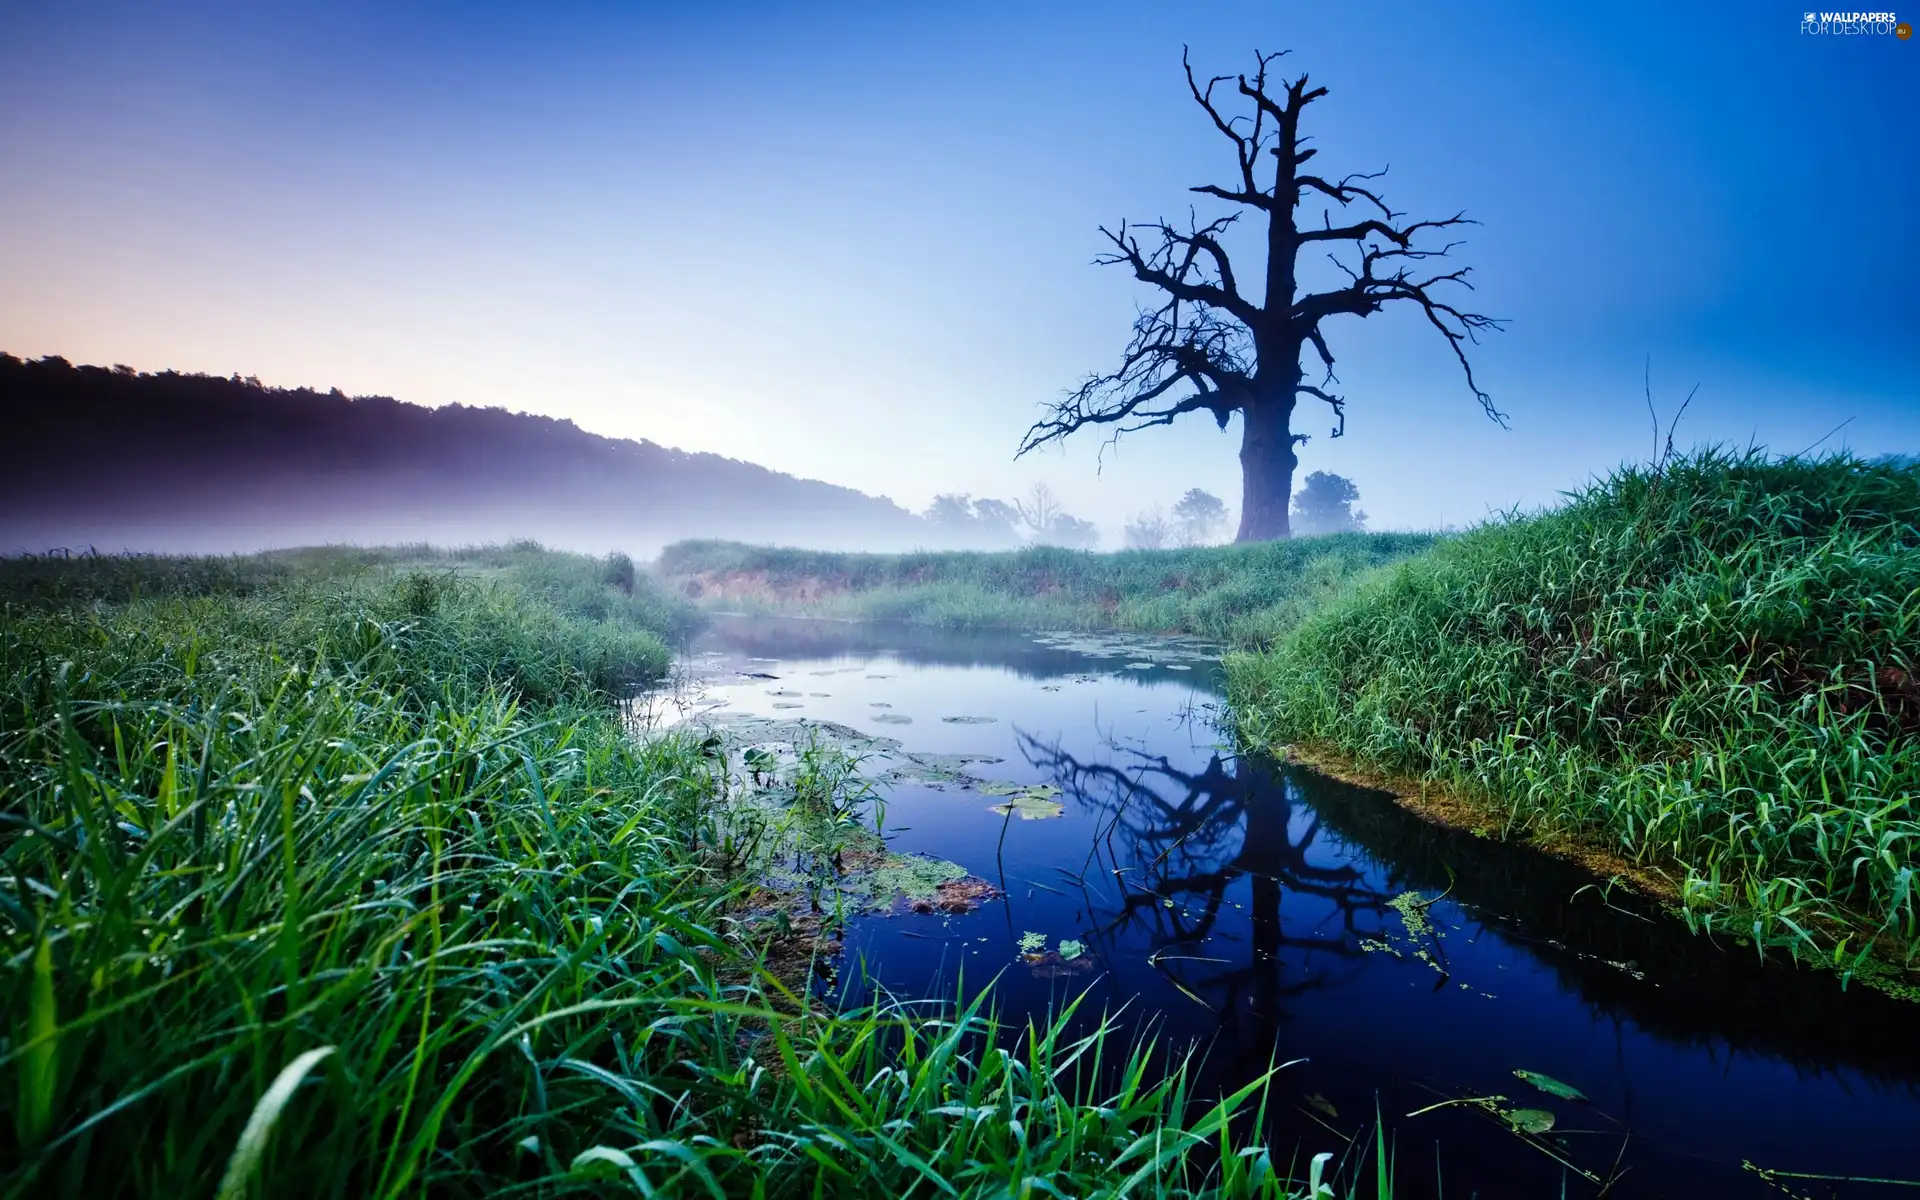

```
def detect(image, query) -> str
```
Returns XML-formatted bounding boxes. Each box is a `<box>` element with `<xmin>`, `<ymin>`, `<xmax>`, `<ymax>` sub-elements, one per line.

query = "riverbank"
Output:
<box><xmin>1228</xmin><ymin>450</ymin><xmax>1920</xmax><ymax>985</ymax></box>
<box><xmin>656</xmin><ymin>532</ymin><xmax>1437</xmax><ymax>646</ymax></box>
<box><xmin>662</xmin><ymin>452</ymin><xmax>1920</xmax><ymax>986</ymax></box>
<box><xmin>0</xmin><ymin>547</ymin><xmax>1304</xmax><ymax>1197</ymax></box>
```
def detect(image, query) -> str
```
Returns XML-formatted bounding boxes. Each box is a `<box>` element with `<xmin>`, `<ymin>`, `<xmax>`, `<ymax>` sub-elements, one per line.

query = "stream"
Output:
<box><xmin>653</xmin><ymin>614</ymin><xmax>1920</xmax><ymax>1198</ymax></box>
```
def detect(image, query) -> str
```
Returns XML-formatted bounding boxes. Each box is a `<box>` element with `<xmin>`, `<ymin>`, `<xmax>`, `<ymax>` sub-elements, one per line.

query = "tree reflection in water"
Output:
<box><xmin>1015</xmin><ymin>727</ymin><xmax>1394</xmax><ymax>1042</ymax></box>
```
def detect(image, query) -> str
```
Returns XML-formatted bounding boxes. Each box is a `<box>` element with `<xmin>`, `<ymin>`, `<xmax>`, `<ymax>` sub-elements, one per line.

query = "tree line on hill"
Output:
<box><xmin>0</xmin><ymin>353</ymin><xmax>925</xmax><ymax>555</ymax></box>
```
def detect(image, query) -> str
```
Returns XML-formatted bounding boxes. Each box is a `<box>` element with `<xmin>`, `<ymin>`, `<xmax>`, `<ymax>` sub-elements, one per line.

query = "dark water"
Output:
<box><xmin>672</xmin><ymin>615</ymin><xmax>1920</xmax><ymax>1198</ymax></box>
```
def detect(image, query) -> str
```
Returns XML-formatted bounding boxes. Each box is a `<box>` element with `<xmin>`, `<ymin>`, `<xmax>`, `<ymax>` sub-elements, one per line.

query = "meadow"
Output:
<box><xmin>1226</xmin><ymin>450</ymin><xmax>1920</xmax><ymax>981</ymax></box>
<box><xmin>0</xmin><ymin>545</ymin><xmax>1366</xmax><ymax>1198</ymax></box>
<box><xmin>656</xmin><ymin>533</ymin><xmax>1438</xmax><ymax>647</ymax></box>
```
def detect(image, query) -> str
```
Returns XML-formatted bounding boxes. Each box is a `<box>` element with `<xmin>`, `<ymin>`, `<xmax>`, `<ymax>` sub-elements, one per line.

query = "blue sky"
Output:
<box><xmin>2</xmin><ymin>0</ymin><xmax>1915</xmax><ymax>537</ymax></box>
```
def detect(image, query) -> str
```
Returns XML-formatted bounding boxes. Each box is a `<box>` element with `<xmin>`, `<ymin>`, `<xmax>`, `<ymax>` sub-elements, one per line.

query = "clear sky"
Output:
<box><xmin>3</xmin><ymin>1</ymin><xmax>1915</xmax><ymax>539</ymax></box>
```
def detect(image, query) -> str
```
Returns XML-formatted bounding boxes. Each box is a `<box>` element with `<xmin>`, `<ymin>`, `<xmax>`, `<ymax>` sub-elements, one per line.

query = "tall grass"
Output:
<box><xmin>0</xmin><ymin>552</ymin><xmax>1354</xmax><ymax>1196</ymax></box>
<box><xmin>657</xmin><ymin>534</ymin><xmax>1438</xmax><ymax>647</ymax></box>
<box><xmin>1227</xmin><ymin>450</ymin><xmax>1920</xmax><ymax>975</ymax></box>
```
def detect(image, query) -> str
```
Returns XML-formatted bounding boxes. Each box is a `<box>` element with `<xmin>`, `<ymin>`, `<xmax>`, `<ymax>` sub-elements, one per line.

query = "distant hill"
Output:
<box><xmin>0</xmin><ymin>353</ymin><xmax>932</xmax><ymax>556</ymax></box>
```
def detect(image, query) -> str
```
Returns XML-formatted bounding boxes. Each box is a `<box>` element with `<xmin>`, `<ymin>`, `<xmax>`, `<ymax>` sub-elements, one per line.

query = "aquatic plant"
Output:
<box><xmin>0</xmin><ymin>550</ymin><xmax>1357</xmax><ymax>1197</ymax></box>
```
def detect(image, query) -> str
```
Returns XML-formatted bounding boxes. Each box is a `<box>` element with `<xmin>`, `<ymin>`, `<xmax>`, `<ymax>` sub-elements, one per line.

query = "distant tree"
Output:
<box><xmin>1171</xmin><ymin>488</ymin><xmax>1228</xmax><ymax>545</ymax></box>
<box><xmin>1290</xmin><ymin>471</ymin><xmax>1367</xmax><ymax>535</ymax></box>
<box><xmin>1016</xmin><ymin>483</ymin><xmax>1100</xmax><ymax>548</ymax></box>
<box><xmin>926</xmin><ymin>493</ymin><xmax>978</xmax><ymax>528</ymax></box>
<box><xmin>1017</xmin><ymin>48</ymin><xmax>1503</xmax><ymax>542</ymax></box>
<box><xmin>1124</xmin><ymin>507</ymin><xmax>1173</xmax><ymax>549</ymax></box>
<box><xmin>926</xmin><ymin>493</ymin><xmax>1023</xmax><ymax>546</ymax></box>
<box><xmin>972</xmin><ymin>498</ymin><xmax>1022</xmax><ymax>539</ymax></box>
<box><xmin>1016</xmin><ymin>483</ymin><xmax>1065</xmax><ymax>538</ymax></box>
<box><xmin>1043</xmin><ymin>514</ymin><xmax>1101</xmax><ymax>549</ymax></box>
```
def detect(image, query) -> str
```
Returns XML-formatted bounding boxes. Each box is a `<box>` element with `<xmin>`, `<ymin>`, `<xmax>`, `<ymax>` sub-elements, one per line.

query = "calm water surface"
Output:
<box><xmin>665</xmin><ymin>615</ymin><xmax>1920</xmax><ymax>1199</ymax></box>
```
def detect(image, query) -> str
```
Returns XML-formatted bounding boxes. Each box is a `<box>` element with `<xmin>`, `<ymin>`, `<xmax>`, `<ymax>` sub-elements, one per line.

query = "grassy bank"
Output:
<box><xmin>1227</xmin><ymin>451</ymin><xmax>1920</xmax><ymax>979</ymax></box>
<box><xmin>657</xmin><ymin>533</ymin><xmax>1438</xmax><ymax>647</ymax></box>
<box><xmin>0</xmin><ymin>546</ymin><xmax>1356</xmax><ymax>1197</ymax></box>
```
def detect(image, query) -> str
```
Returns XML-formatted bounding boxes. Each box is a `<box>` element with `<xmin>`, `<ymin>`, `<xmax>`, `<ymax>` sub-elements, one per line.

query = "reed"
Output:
<box><xmin>1227</xmin><ymin>449</ymin><xmax>1920</xmax><ymax>977</ymax></box>
<box><xmin>656</xmin><ymin>533</ymin><xmax>1438</xmax><ymax>647</ymax></box>
<box><xmin>0</xmin><ymin>548</ymin><xmax>1363</xmax><ymax>1197</ymax></box>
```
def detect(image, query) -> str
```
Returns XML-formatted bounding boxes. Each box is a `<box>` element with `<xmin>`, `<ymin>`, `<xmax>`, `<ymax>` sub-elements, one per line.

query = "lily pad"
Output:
<box><xmin>1512</xmin><ymin>1070</ymin><xmax>1587</xmax><ymax>1102</ymax></box>
<box><xmin>869</xmin><ymin>702</ymin><xmax>893</xmax><ymax>708</ymax></box>
<box><xmin>771</xmin><ymin>702</ymin><xmax>804</xmax><ymax>709</ymax></box>
<box><xmin>1504</xmin><ymin>1107</ymin><xmax>1556</xmax><ymax>1135</ymax></box>
<box><xmin>987</xmin><ymin>788</ymin><xmax>1065</xmax><ymax>820</ymax></box>
<box><xmin>766</xmin><ymin>689</ymin><xmax>801</xmax><ymax>698</ymax></box>
<box><xmin>941</xmin><ymin>716</ymin><xmax>998</xmax><ymax>725</ymax></box>
<box><xmin>1057</xmin><ymin>939</ymin><xmax>1086</xmax><ymax>960</ymax></box>
<box><xmin>979</xmin><ymin>781</ymin><xmax>1061</xmax><ymax>798</ymax></box>
<box><xmin>1123</xmin><ymin>662</ymin><xmax>1155</xmax><ymax>670</ymax></box>
<box><xmin>872</xmin><ymin>713</ymin><xmax>913</xmax><ymax>725</ymax></box>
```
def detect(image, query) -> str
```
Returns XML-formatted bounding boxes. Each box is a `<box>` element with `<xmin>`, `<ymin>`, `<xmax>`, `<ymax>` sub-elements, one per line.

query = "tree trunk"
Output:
<box><xmin>1235</xmin><ymin>389</ymin><xmax>1298</xmax><ymax>542</ymax></box>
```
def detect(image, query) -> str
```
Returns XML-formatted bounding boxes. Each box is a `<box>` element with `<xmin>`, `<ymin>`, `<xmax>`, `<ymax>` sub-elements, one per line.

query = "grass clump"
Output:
<box><xmin>658</xmin><ymin>533</ymin><xmax>1437</xmax><ymax>646</ymax></box>
<box><xmin>0</xmin><ymin>551</ymin><xmax>1336</xmax><ymax>1197</ymax></box>
<box><xmin>1227</xmin><ymin>449</ymin><xmax>1920</xmax><ymax>975</ymax></box>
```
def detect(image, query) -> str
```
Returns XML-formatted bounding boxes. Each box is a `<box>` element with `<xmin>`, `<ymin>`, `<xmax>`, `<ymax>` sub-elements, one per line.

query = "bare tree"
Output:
<box><xmin>1016</xmin><ymin>482</ymin><xmax>1064</xmax><ymax>537</ymax></box>
<box><xmin>1019</xmin><ymin>48</ymin><xmax>1505</xmax><ymax>542</ymax></box>
<box><xmin>1124</xmin><ymin>506</ymin><xmax>1173</xmax><ymax>549</ymax></box>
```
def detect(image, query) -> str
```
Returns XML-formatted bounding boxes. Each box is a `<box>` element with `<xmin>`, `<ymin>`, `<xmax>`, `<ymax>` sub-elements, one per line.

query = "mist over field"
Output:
<box><xmin>0</xmin><ymin>354</ymin><xmax>933</xmax><ymax>556</ymax></box>
<box><xmin>3</xmin><ymin>5</ymin><xmax>1918</xmax><ymax>1199</ymax></box>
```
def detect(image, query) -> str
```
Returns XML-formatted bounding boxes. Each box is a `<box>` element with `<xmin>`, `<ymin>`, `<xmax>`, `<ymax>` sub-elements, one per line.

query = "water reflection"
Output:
<box><xmin>1019</xmin><ymin>733</ymin><xmax>1392</xmax><ymax>1020</ymax></box>
<box><xmin>683</xmin><ymin>617</ymin><xmax>1920</xmax><ymax>1197</ymax></box>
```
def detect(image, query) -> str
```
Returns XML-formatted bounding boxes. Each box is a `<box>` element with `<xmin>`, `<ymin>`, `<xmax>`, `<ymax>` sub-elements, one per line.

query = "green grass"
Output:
<box><xmin>656</xmin><ymin>534</ymin><xmax>1439</xmax><ymax>647</ymax></box>
<box><xmin>1226</xmin><ymin>449</ymin><xmax>1920</xmax><ymax>978</ymax></box>
<box><xmin>0</xmin><ymin>547</ymin><xmax>1374</xmax><ymax>1197</ymax></box>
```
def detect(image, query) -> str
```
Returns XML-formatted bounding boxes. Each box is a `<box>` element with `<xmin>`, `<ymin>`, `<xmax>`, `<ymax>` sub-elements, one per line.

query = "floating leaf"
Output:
<box><xmin>872</xmin><ymin>713</ymin><xmax>913</xmax><ymax>725</ymax></box>
<box><xmin>1018</xmin><ymin>931</ymin><xmax>1047</xmax><ymax>954</ymax></box>
<box><xmin>1504</xmin><ymin>1107</ymin><xmax>1556</xmax><ymax>1134</ymax></box>
<box><xmin>979</xmin><ymin>781</ymin><xmax>1060</xmax><ymax>798</ymax></box>
<box><xmin>987</xmin><ymin>788</ymin><xmax>1065</xmax><ymax>820</ymax></box>
<box><xmin>1306</xmin><ymin>1092</ymin><xmax>1339</xmax><ymax>1119</ymax></box>
<box><xmin>941</xmin><ymin>715</ymin><xmax>998</xmax><ymax>725</ymax></box>
<box><xmin>1124</xmin><ymin>662</ymin><xmax>1155</xmax><ymax>670</ymax></box>
<box><xmin>1512</xmin><ymin>1070</ymin><xmax>1587</xmax><ymax>1102</ymax></box>
<box><xmin>1057</xmin><ymin>939</ymin><xmax>1086</xmax><ymax>960</ymax></box>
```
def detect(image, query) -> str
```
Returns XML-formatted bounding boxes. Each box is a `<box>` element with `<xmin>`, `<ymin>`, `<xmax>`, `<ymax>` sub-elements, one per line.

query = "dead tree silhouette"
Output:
<box><xmin>1016</xmin><ymin>730</ymin><xmax>1392</xmax><ymax>1032</ymax></box>
<box><xmin>1018</xmin><ymin>48</ymin><xmax>1504</xmax><ymax>541</ymax></box>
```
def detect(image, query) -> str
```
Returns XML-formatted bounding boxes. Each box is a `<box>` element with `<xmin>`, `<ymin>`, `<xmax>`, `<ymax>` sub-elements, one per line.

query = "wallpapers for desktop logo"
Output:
<box><xmin>1799</xmin><ymin>9</ymin><xmax>1911</xmax><ymax>35</ymax></box>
